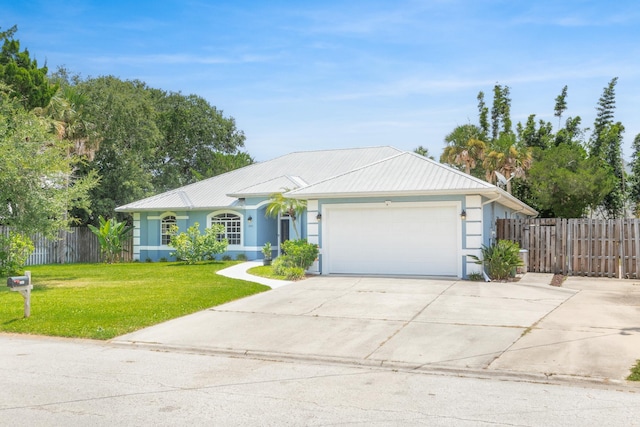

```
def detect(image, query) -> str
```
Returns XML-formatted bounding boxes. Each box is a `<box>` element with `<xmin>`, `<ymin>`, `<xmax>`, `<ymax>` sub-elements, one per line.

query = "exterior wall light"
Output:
<box><xmin>248</xmin><ymin>216</ymin><xmax>253</xmax><ymax>224</ymax></box>
<box><xmin>316</xmin><ymin>213</ymin><xmax>322</xmax><ymax>221</ymax></box>
<box><xmin>460</xmin><ymin>210</ymin><xmax>467</xmax><ymax>220</ymax></box>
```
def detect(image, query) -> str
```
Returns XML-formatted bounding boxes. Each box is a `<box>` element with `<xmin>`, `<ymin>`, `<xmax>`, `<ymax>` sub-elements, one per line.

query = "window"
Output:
<box><xmin>161</xmin><ymin>215</ymin><xmax>176</xmax><ymax>245</ymax></box>
<box><xmin>211</xmin><ymin>212</ymin><xmax>241</xmax><ymax>245</ymax></box>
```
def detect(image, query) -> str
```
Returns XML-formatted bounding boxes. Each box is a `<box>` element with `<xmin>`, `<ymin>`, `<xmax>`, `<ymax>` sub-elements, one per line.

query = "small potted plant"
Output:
<box><xmin>262</xmin><ymin>242</ymin><xmax>272</xmax><ymax>266</ymax></box>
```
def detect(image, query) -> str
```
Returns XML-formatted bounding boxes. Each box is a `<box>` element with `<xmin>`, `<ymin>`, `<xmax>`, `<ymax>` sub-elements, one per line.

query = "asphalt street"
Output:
<box><xmin>1</xmin><ymin>334</ymin><xmax>639</xmax><ymax>426</ymax></box>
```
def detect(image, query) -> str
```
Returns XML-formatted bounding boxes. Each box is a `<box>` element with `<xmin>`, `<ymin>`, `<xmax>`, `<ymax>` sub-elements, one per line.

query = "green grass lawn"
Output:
<box><xmin>0</xmin><ymin>262</ymin><xmax>269</xmax><ymax>340</ymax></box>
<box><xmin>247</xmin><ymin>264</ymin><xmax>288</xmax><ymax>280</ymax></box>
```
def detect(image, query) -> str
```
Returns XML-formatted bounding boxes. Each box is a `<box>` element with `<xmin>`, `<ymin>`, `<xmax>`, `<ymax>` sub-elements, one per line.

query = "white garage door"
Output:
<box><xmin>325</xmin><ymin>203</ymin><xmax>459</xmax><ymax>276</ymax></box>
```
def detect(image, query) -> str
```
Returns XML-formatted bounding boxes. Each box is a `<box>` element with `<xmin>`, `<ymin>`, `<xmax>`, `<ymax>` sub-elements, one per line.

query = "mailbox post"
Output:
<box><xmin>7</xmin><ymin>271</ymin><xmax>32</xmax><ymax>318</ymax></box>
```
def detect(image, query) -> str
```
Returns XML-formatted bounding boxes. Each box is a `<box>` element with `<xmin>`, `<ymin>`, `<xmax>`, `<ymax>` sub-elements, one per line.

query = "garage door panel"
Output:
<box><xmin>326</xmin><ymin>205</ymin><xmax>458</xmax><ymax>276</ymax></box>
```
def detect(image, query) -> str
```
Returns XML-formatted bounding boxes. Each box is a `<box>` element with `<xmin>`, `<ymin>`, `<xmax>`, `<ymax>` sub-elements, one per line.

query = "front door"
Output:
<box><xmin>280</xmin><ymin>217</ymin><xmax>290</xmax><ymax>253</ymax></box>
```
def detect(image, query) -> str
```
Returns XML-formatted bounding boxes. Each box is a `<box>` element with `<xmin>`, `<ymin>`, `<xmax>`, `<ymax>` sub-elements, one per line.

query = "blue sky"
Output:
<box><xmin>3</xmin><ymin>0</ymin><xmax>639</xmax><ymax>161</ymax></box>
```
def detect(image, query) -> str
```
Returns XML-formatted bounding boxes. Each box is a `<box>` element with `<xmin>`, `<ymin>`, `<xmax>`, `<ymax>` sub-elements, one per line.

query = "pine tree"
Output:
<box><xmin>477</xmin><ymin>91</ymin><xmax>489</xmax><ymax>140</ymax></box>
<box><xmin>490</xmin><ymin>84</ymin><xmax>512</xmax><ymax>141</ymax></box>
<box><xmin>553</xmin><ymin>85</ymin><xmax>568</xmax><ymax>129</ymax></box>
<box><xmin>600</xmin><ymin>122</ymin><xmax>626</xmax><ymax>218</ymax></box>
<box><xmin>590</xmin><ymin>77</ymin><xmax>618</xmax><ymax>158</ymax></box>
<box><xmin>629</xmin><ymin>133</ymin><xmax>640</xmax><ymax>216</ymax></box>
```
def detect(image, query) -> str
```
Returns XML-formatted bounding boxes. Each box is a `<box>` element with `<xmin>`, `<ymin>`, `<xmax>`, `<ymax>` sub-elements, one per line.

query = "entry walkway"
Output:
<box><xmin>217</xmin><ymin>261</ymin><xmax>294</xmax><ymax>288</ymax></box>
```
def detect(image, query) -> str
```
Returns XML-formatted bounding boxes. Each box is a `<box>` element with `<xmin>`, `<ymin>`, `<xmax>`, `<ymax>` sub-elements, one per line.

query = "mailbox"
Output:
<box><xmin>7</xmin><ymin>276</ymin><xmax>30</xmax><ymax>288</ymax></box>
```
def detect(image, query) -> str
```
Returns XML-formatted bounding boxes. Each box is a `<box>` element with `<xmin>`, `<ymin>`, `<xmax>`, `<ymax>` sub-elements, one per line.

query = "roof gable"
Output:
<box><xmin>286</xmin><ymin>152</ymin><xmax>493</xmax><ymax>197</ymax></box>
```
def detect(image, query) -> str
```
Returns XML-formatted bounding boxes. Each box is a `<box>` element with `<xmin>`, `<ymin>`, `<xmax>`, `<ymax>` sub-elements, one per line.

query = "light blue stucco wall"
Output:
<box><xmin>133</xmin><ymin>192</ymin><xmax>532</xmax><ymax>270</ymax></box>
<box><xmin>135</xmin><ymin>198</ymin><xmax>280</xmax><ymax>262</ymax></box>
<box><xmin>482</xmin><ymin>197</ymin><xmax>531</xmax><ymax>248</ymax></box>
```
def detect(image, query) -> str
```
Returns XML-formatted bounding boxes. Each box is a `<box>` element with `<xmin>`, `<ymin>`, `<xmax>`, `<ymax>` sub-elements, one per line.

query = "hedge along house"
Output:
<box><xmin>116</xmin><ymin>146</ymin><xmax>537</xmax><ymax>278</ymax></box>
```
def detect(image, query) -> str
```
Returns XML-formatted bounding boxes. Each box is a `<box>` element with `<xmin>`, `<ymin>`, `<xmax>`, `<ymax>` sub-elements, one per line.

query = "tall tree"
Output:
<box><xmin>553</xmin><ymin>85</ymin><xmax>568</xmax><ymax>129</ymax></box>
<box><xmin>75</xmin><ymin>76</ymin><xmax>161</xmax><ymax>223</ymax></box>
<box><xmin>590</xmin><ymin>77</ymin><xmax>618</xmax><ymax>159</ymax></box>
<box><xmin>517</xmin><ymin>114</ymin><xmax>553</xmax><ymax>150</ymax></box>
<box><xmin>0</xmin><ymin>25</ymin><xmax>57</xmax><ymax>110</ymax></box>
<box><xmin>0</xmin><ymin>92</ymin><xmax>97</xmax><ymax>237</ymax></box>
<box><xmin>629</xmin><ymin>133</ymin><xmax>640</xmax><ymax>216</ymax></box>
<box><xmin>599</xmin><ymin>122</ymin><xmax>626</xmax><ymax>219</ymax></box>
<box><xmin>490</xmin><ymin>84</ymin><xmax>512</xmax><ymax>140</ymax></box>
<box><xmin>553</xmin><ymin>116</ymin><xmax>584</xmax><ymax>147</ymax></box>
<box><xmin>477</xmin><ymin>91</ymin><xmax>490</xmax><ymax>141</ymax></box>
<box><xmin>151</xmin><ymin>91</ymin><xmax>248</xmax><ymax>191</ymax></box>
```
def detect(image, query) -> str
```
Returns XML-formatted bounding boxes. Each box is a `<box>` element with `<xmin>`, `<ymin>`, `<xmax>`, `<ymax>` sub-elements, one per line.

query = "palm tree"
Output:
<box><xmin>440</xmin><ymin>124</ymin><xmax>486</xmax><ymax>176</ymax></box>
<box><xmin>483</xmin><ymin>133</ymin><xmax>533</xmax><ymax>194</ymax></box>
<box><xmin>265</xmin><ymin>189</ymin><xmax>307</xmax><ymax>239</ymax></box>
<box><xmin>34</xmin><ymin>86</ymin><xmax>99</xmax><ymax>160</ymax></box>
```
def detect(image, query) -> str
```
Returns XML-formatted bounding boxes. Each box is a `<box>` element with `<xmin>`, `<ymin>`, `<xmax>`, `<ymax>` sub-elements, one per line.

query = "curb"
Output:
<box><xmin>109</xmin><ymin>339</ymin><xmax>640</xmax><ymax>392</ymax></box>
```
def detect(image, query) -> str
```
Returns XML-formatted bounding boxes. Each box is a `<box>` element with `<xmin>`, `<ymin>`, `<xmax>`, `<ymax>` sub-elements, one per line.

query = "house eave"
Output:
<box><xmin>285</xmin><ymin>188</ymin><xmax>538</xmax><ymax>216</ymax></box>
<box><xmin>115</xmin><ymin>204</ymin><xmax>238</xmax><ymax>213</ymax></box>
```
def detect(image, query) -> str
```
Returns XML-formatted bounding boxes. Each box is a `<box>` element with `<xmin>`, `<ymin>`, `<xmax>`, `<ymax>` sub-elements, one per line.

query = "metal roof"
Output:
<box><xmin>116</xmin><ymin>146</ymin><xmax>402</xmax><ymax>211</ymax></box>
<box><xmin>116</xmin><ymin>147</ymin><xmax>536</xmax><ymax>216</ymax></box>
<box><xmin>227</xmin><ymin>175</ymin><xmax>307</xmax><ymax>197</ymax></box>
<box><xmin>285</xmin><ymin>152</ymin><xmax>538</xmax><ymax>216</ymax></box>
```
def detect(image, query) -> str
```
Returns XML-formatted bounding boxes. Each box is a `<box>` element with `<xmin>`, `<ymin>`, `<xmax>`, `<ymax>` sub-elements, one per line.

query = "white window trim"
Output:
<box><xmin>160</xmin><ymin>212</ymin><xmax>177</xmax><ymax>247</ymax></box>
<box><xmin>207</xmin><ymin>210</ymin><xmax>244</xmax><ymax>249</ymax></box>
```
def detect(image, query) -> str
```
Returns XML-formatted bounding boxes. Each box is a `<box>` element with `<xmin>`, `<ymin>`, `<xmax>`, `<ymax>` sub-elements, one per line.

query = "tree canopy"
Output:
<box><xmin>0</xmin><ymin>89</ymin><xmax>97</xmax><ymax>237</ymax></box>
<box><xmin>0</xmin><ymin>25</ymin><xmax>57</xmax><ymax>110</ymax></box>
<box><xmin>439</xmin><ymin>79</ymin><xmax>632</xmax><ymax>219</ymax></box>
<box><xmin>0</xmin><ymin>27</ymin><xmax>253</xmax><ymax>228</ymax></box>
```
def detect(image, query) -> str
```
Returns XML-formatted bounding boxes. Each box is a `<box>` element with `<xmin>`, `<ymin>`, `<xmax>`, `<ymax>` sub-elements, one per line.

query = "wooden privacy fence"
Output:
<box><xmin>0</xmin><ymin>226</ymin><xmax>133</xmax><ymax>265</ymax></box>
<box><xmin>497</xmin><ymin>218</ymin><xmax>640</xmax><ymax>278</ymax></box>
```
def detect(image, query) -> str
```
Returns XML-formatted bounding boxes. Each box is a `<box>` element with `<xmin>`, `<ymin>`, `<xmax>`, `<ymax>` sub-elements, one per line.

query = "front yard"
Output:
<box><xmin>0</xmin><ymin>262</ymin><xmax>269</xmax><ymax>340</ymax></box>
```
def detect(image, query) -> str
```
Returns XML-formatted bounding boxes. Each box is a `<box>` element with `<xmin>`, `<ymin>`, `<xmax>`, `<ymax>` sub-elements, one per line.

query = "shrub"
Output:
<box><xmin>284</xmin><ymin>266</ymin><xmax>306</xmax><ymax>280</ymax></box>
<box><xmin>0</xmin><ymin>232</ymin><xmax>34</xmax><ymax>276</ymax></box>
<box><xmin>262</xmin><ymin>242</ymin><xmax>272</xmax><ymax>260</ymax></box>
<box><xmin>236</xmin><ymin>253</ymin><xmax>248</xmax><ymax>261</ymax></box>
<box><xmin>88</xmin><ymin>216</ymin><xmax>133</xmax><ymax>263</ymax></box>
<box><xmin>168</xmin><ymin>222</ymin><xmax>228</xmax><ymax>264</ymax></box>
<box><xmin>281</xmin><ymin>239</ymin><xmax>318</xmax><ymax>270</ymax></box>
<box><xmin>222</xmin><ymin>255</ymin><xmax>232</xmax><ymax>261</ymax></box>
<box><xmin>467</xmin><ymin>272</ymin><xmax>484</xmax><ymax>281</ymax></box>
<box><xmin>271</xmin><ymin>257</ymin><xmax>306</xmax><ymax>280</ymax></box>
<box><xmin>271</xmin><ymin>257</ymin><xmax>288</xmax><ymax>276</ymax></box>
<box><xmin>469</xmin><ymin>240</ymin><xmax>523</xmax><ymax>281</ymax></box>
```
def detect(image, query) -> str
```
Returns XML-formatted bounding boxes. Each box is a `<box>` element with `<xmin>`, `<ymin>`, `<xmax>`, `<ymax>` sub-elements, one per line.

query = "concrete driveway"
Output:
<box><xmin>112</xmin><ymin>272</ymin><xmax>640</xmax><ymax>384</ymax></box>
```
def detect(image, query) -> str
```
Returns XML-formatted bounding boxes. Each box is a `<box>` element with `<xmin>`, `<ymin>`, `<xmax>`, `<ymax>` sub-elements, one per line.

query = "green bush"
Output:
<box><xmin>0</xmin><ymin>232</ymin><xmax>34</xmax><ymax>276</ymax></box>
<box><xmin>469</xmin><ymin>240</ymin><xmax>523</xmax><ymax>281</ymax></box>
<box><xmin>88</xmin><ymin>216</ymin><xmax>133</xmax><ymax>263</ymax></box>
<box><xmin>236</xmin><ymin>253</ymin><xmax>248</xmax><ymax>261</ymax></box>
<box><xmin>271</xmin><ymin>256</ymin><xmax>307</xmax><ymax>281</ymax></box>
<box><xmin>281</xmin><ymin>239</ymin><xmax>318</xmax><ymax>270</ymax></box>
<box><xmin>272</xmin><ymin>257</ymin><xmax>288</xmax><ymax>276</ymax></box>
<box><xmin>168</xmin><ymin>222</ymin><xmax>227</xmax><ymax>264</ymax></box>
